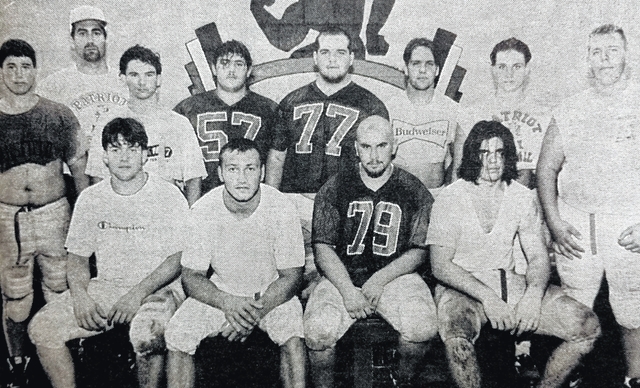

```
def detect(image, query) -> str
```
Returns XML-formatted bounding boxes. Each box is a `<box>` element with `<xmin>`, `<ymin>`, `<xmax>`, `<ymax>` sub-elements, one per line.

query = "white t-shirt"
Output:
<box><xmin>426</xmin><ymin>179</ymin><xmax>542</xmax><ymax>294</ymax></box>
<box><xmin>182</xmin><ymin>184</ymin><xmax>305</xmax><ymax>297</ymax></box>
<box><xmin>462</xmin><ymin>94</ymin><xmax>551</xmax><ymax>171</ymax></box>
<box><xmin>66</xmin><ymin>174</ymin><xmax>188</xmax><ymax>289</ymax></box>
<box><xmin>38</xmin><ymin>66</ymin><xmax>128</xmax><ymax>154</ymax></box>
<box><xmin>85</xmin><ymin>106</ymin><xmax>207</xmax><ymax>184</ymax></box>
<box><xmin>554</xmin><ymin>81</ymin><xmax>640</xmax><ymax>214</ymax></box>
<box><xmin>387</xmin><ymin>93</ymin><xmax>459</xmax><ymax>185</ymax></box>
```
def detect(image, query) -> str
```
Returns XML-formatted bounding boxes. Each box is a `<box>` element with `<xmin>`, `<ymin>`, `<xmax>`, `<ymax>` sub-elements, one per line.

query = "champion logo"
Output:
<box><xmin>97</xmin><ymin>221</ymin><xmax>145</xmax><ymax>232</ymax></box>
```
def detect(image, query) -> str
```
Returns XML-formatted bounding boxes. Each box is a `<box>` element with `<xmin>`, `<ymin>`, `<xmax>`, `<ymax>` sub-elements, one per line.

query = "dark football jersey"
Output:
<box><xmin>174</xmin><ymin>90</ymin><xmax>278</xmax><ymax>193</ymax></box>
<box><xmin>312</xmin><ymin>165</ymin><xmax>433</xmax><ymax>287</ymax></box>
<box><xmin>273</xmin><ymin>81</ymin><xmax>388</xmax><ymax>193</ymax></box>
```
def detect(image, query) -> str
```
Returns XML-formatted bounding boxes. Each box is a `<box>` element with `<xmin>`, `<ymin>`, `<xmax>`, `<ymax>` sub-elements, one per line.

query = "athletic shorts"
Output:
<box><xmin>436</xmin><ymin>284</ymin><xmax>598</xmax><ymax>344</ymax></box>
<box><xmin>165</xmin><ymin>296</ymin><xmax>304</xmax><ymax>355</ymax></box>
<box><xmin>304</xmin><ymin>273</ymin><xmax>437</xmax><ymax>350</ymax></box>
<box><xmin>28</xmin><ymin>280</ymin><xmax>184</xmax><ymax>355</ymax></box>
<box><xmin>0</xmin><ymin>198</ymin><xmax>70</xmax><ymax>322</ymax></box>
<box><xmin>556</xmin><ymin>199</ymin><xmax>640</xmax><ymax>329</ymax></box>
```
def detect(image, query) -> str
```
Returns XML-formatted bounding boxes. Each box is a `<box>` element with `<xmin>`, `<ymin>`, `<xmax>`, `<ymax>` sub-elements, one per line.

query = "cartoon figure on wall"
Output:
<box><xmin>250</xmin><ymin>0</ymin><xmax>396</xmax><ymax>59</ymax></box>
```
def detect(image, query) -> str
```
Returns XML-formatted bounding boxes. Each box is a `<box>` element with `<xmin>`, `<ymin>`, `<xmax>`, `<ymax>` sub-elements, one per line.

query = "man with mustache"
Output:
<box><xmin>538</xmin><ymin>24</ymin><xmax>640</xmax><ymax>388</ymax></box>
<box><xmin>85</xmin><ymin>45</ymin><xmax>206</xmax><ymax>206</ymax></box>
<box><xmin>39</xmin><ymin>5</ymin><xmax>128</xmax><ymax>164</ymax></box>
<box><xmin>305</xmin><ymin>116</ymin><xmax>436</xmax><ymax>388</ymax></box>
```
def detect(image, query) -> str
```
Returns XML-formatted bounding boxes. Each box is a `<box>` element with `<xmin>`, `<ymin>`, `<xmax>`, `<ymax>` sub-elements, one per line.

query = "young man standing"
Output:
<box><xmin>174</xmin><ymin>40</ymin><xmax>279</xmax><ymax>196</ymax></box>
<box><xmin>38</xmin><ymin>5</ymin><xmax>128</xmax><ymax>156</ymax></box>
<box><xmin>429</xmin><ymin>121</ymin><xmax>600</xmax><ymax>388</ymax></box>
<box><xmin>538</xmin><ymin>24</ymin><xmax>640</xmax><ymax>388</ymax></box>
<box><xmin>0</xmin><ymin>39</ymin><xmax>88</xmax><ymax>388</ymax></box>
<box><xmin>86</xmin><ymin>45</ymin><xmax>206</xmax><ymax>205</ymax></box>
<box><xmin>464</xmin><ymin>38</ymin><xmax>552</xmax><ymax>189</ymax></box>
<box><xmin>28</xmin><ymin>118</ymin><xmax>189</xmax><ymax>388</ymax></box>
<box><xmin>165</xmin><ymin>138</ymin><xmax>306</xmax><ymax>388</ymax></box>
<box><xmin>266</xmin><ymin>27</ymin><xmax>389</xmax><ymax>291</ymax></box>
<box><xmin>305</xmin><ymin>116</ymin><xmax>437</xmax><ymax>388</ymax></box>
<box><xmin>387</xmin><ymin>38</ymin><xmax>465</xmax><ymax>196</ymax></box>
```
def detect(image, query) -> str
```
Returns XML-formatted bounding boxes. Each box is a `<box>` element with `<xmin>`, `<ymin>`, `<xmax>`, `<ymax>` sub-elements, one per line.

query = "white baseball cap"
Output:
<box><xmin>69</xmin><ymin>5</ymin><xmax>107</xmax><ymax>26</ymax></box>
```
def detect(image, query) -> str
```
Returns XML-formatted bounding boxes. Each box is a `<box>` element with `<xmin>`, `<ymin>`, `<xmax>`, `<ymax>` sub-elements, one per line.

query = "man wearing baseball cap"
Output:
<box><xmin>38</xmin><ymin>5</ymin><xmax>128</xmax><ymax>171</ymax></box>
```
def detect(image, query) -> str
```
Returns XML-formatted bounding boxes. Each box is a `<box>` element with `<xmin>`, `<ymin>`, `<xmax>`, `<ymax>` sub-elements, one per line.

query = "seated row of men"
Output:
<box><xmin>1</xmin><ymin>9</ymin><xmax>639</xmax><ymax>387</ymax></box>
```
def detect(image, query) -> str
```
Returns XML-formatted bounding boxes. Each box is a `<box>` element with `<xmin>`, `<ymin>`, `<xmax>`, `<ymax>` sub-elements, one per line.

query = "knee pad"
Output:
<box><xmin>399</xmin><ymin>301</ymin><xmax>438</xmax><ymax>343</ymax></box>
<box><xmin>304</xmin><ymin>304</ymin><xmax>343</xmax><ymax>351</ymax></box>
<box><xmin>39</xmin><ymin>256</ymin><xmax>69</xmax><ymax>296</ymax></box>
<box><xmin>2</xmin><ymin>264</ymin><xmax>34</xmax><ymax>322</ymax></box>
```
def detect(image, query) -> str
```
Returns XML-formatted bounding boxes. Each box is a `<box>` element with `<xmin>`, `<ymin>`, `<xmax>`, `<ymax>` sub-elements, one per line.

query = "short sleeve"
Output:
<box><xmin>271</xmin><ymin>103</ymin><xmax>290</xmax><ymax>151</ymax></box>
<box><xmin>311</xmin><ymin>177</ymin><xmax>341</xmax><ymax>245</ymax></box>
<box><xmin>425</xmin><ymin>195</ymin><xmax>459</xmax><ymax>249</ymax></box>
<box><xmin>518</xmin><ymin>191</ymin><xmax>544</xmax><ymax>237</ymax></box>
<box><xmin>409</xmin><ymin>188</ymin><xmax>433</xmax><ymax>249</ymax></box>
<box><xmin>65</xmin><ymin>191</ymin><xmax>98</xmax><ymax>257</ymax></box>
<box><xmin>85</xmin><ymin>124</ymin><xmax>109</xmax><ymax>178</ymax></box>
<box><xmin>175</xmin><ymin>115</ymin><xmax>207</xmax><ymax>181</ymax></box>
<box><xmin>370</xmin><ymin>95</ymin><xmax>389</xmax><ymax>120</ymax></box>
<box><xmin>180</xmin><ymin>207</ymin><xmax>212</xmax><ymax>271</ymax></box>
<box><xmin>273</xmin><ymin>196</ymin><xmax>305</xmax><ymax>270</ymax></box>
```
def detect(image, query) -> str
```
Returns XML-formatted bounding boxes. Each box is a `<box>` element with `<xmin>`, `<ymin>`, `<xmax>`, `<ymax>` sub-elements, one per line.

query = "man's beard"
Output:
<box><xmin>321</xmin><ymin>72</ymin><xmax>348</xmax><ymax>84</ymax></box>
<box><xmin>82</xmin><ymin>45</ymin><xmax>103</xmax><ymax>62</ymax></box>
<box><xmin>363</xmin><ymin>164</ymin><xmax>387</xmax><ymax>178</ymax></box>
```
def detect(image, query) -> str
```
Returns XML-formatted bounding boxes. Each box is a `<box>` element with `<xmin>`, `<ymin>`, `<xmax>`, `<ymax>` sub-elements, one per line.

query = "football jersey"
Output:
<box><xmin>174</xmin><ymin>90</ymin><xmax>279</xmax><ymax>194</ymax></box>
<box><xmin>273</xmin><ymin>81</ymin><xmax>389</xmax><ymax>193</ymax></box>
<box><xmin>313</xmin><ymin>164</ymin><xmax>432</xmax><ymax>287</ymax></box>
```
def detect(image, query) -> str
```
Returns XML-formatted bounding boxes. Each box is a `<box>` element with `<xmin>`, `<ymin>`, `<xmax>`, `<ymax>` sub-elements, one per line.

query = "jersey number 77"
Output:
<box><xmin>293</xmin><ymin>102</ymin><xmax>359</xmax><ymax>156</ymax></box>
<box><xmin>196</xmin><ymin>111</ymin><xmax>262</xmax><ymax>162</ymax></box>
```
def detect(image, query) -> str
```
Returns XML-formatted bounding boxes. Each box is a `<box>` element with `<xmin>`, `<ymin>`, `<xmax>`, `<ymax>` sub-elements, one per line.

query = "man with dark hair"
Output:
<box><xmin>39</xmin><ymin>5</ymin><xmax>128</xmax><ymax>157</ymax></box>
<box><xmin>165</xmin><ymin>138</ymin><xmax>306</xmax><ymax>388</ymax></box>
<box><xmin>305</xmin><ymin>116</ymin><xmax>436</xmax><ymax>388</ymax></box>
<box><xmin>174</xmin><ymin>40</ymin><xmax>277</xmax><ymax>196</ymax></box>
<box><xmin>266</xmin><ymin>27</ymin><xmax>389</xmax><ymax>294</ymax></box>
<box><xmin>0</xmin><ymin>38</ymin><xmax>88</xmax><ymax>388</ymax></box>
<box><xmin>538</xmin><ymin>24</ymin><xmax>640</xmax><ymax>388</ymax></box>
<box><xmin>28</xmin><ymin>117</ymin><xmax>189</xmax><ymax>388</ymax></box>
<box><xmin>387</xmin><ymin>37</ymin><xmax>464</xmax><ymax>196</ymax></box>
<box><xmin>86</xmin><ymin>45</ymin><xmax>206</xmax><ymax>205</ymax></box>
<box><xmin>463</xmin><ymin>37</ymin><xmax>551</xmax><ymax>189</ymax></box>
<box><xmin>428</xmin><ymin>120</ymin><xmax>601</xmax><ymax>388</ymax></box>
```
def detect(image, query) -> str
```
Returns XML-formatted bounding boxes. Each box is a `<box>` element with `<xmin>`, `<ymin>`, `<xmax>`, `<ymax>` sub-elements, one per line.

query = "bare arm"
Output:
<box><xmin>265</xmin><ymin>149</ymin><xmax>287</xmax><ymax>189</ymax></box>
<box><xmin>314</xmin><ymin>243</ymin><xmax>373</xmax><ymax>319</ymax></box>
<box><xmin>68</xmin><ymin>154</ymin><xmax>90</xmax><ymax>194</ymax></box>
<box><xmin>361</xmin><ymin>248</ymin><xmax>425</xmax><ymax>308</ymax></box>
<box><xmin>537</xmin><ymin>118</ymin><xmax>584</xmax><ymax>259</ymax></box>
<box><xmin>67</xmin><ymin>252</ymin><xmax>107</xmax><ymax>330</ymax></box>
<box><xmin>450</xmin><ymin>123</ymin><xmax>465</xmax><ymax>182</ymax></box>
<box><xmin>257</xmin><ymin>266</ymin><xmax>303</xmax><ymax>318</ymax></box>
<box><xmin>431</xmin><ymin>245</ymin><xmax>515</xmax><ymax>331</ymax></box>
<box><xmin>184</xmin><ymin>177</ymin><xmax>202</xmax><ymax>207</ymax></box>
<box><xmin>514</xmin><ymin>207</ymin><xmax>552</xmax><ymax>335</ymax></box>
<box><xmin>108</xmin><ymin>251</ymin><xmax>183</xmax><ymax>325</ymax></box>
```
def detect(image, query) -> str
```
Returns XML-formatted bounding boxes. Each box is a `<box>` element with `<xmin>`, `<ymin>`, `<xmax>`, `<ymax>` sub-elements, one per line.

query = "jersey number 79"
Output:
<box><xmin>294</xmin><ymin>103</ymin><xmax>359</xmax><ymax>156</ymax></box>
<box><xmin>197</xmin><ymin>111</ymin><xmax>262</xmax><ymax>162</ymax></box>
<box><xmin>347</xmin><ymin>200</ymin><xmax>401</xmax><ymax>257</ymax></box>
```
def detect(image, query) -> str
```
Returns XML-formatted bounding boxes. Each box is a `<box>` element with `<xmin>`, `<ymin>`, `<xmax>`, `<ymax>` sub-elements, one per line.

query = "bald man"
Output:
<box><xmin>304</xmin><ymin>116</ymin><xmax>436</xmax><ymax>388</ymax></box>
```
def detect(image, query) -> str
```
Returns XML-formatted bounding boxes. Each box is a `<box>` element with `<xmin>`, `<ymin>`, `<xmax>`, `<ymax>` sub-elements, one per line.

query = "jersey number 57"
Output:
<box><xmin>197</xmin><ymin>111</ymin><xmax>262</xmax><ymax>162</ymax></box>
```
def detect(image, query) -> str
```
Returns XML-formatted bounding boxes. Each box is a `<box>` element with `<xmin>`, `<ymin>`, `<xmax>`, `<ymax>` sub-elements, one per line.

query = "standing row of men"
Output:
<box><xmin>0</xmin><ymin>5</ymin><xmax>639</xmax><ymax>388</ymax></box>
